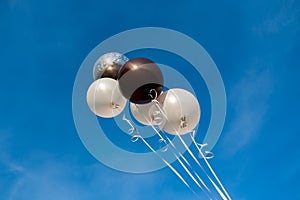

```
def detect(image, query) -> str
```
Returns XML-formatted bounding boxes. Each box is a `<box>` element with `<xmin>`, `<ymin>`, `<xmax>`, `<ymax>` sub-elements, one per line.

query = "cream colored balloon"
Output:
<box><xmin>157</xmin><ymin>88</ymin><xmax>201</xmax><ymax>135</ymax></box>
<box><xmin>130</xmin><ymin>102</ymin><xmax>152</xmax><ymax>125</ymax></box>
<box><xmin>86</xmin><ymin>78</ymin><xmax>127</xmax><ymax>118</ymax></box>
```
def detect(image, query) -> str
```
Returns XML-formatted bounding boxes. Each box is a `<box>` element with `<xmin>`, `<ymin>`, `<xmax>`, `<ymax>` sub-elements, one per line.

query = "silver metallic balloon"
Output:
<box><xmin>93</xmin><ymin>52</ymin><xmax>129</xmax><ymax>80</ymax></box>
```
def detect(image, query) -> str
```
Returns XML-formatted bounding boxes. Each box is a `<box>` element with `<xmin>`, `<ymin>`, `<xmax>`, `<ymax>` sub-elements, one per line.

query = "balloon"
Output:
<box><xmin>86</xmin><ymin>78</ymin><xmax>127</xmax><ymax>118</ymax></box>
<box><xmin>118</xmin><ymin>58</ymin><xmax>164</xmax><ymax>104</ymax></box>
<box><xmin>156</xmin><ymin>88</ymin><xmax>200</xmax><ymax>135</ymax></box>
<box><xmin>130</xmin><ymin>102</ymin><xmax>157</xmax><ymax>125</ymax></box>
<box><xmin>93</xmin><ymin>52</ymin><xmax>128</xmax><ymax>80</ymax></box>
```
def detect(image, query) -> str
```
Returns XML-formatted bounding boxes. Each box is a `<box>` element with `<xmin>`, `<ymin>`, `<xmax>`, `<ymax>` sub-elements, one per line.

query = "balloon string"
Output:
<box><xmin>190</xmin><ymin>134</ymin><xmax>231</xmax><ymax>200</ymax></box>
<box><xmin>151</xmin><ymin>100</ymin><xmax>169</xmax><ymax>121</ymax></box>
<box><xmin>186</xmin><ymin>133</ymin><xmax>230</xmax><ymax>200</ymax></box>
<box><xmin>121</xmin><ymin>115</ymin><xmax>201</xmax><ymax>199</ymax></box>
<box><xmin>138</xmin><ymin>135</ymin><xmax>203</xmax><ymax>200</ymax></box>
<box><xmin>150</xmin><ymin>123</ymin><xmax>209</xmax><ymax>192</ymax></box>
<box><xmin>143</xmin><ymin>115</ymin><xmax>212</xmax><ymax>199</ymax></box>
<box><xmin>158</xmin><ymin>138</ymin><xmax>168</xmax><ymax>152</ymax></box>
<box><xmin>190</xmin><ymin>131</ymin><xmax>214</xmax><ymax>160</ymax></box>
<box><xmin>150</xmin><ymin>103</ymin><xmax>227</xmax><ymax>199</ymax></box>
<box><xmin>148</xmin><ymin>102</ymin><xmax>218</xmax><ymax>197</ymax></box>
<box><xmin>133</xmin><ymin>106</ymin><xmax>167</xmax><ymax>149</ymax></box>
<box><xmin>122</xmin><ymin>114</ymin><xmax>138</xmax><ymax>136</ymax></box>
<box><xmin>148</xmin><ymin>89</ymin><xmax>158</xmax><ymax>99</ymax></box>
<box><xmin>161</xmin><ymin>131</ymin><xmax>216</xmax><ymax>199</ymax></box>
<box><xmin>163</xmin><ymin>133</ymin><xmax>211</xmax><ymax>193</ymax></box>
<box><xmin>208</xmin><ymin>176</ymin><xmax>228</xmax><ymax>200</ymax></box>
<box><xmin>173</xmin><ymin>130</ymin><xmax>228</xmax><ymax>200</ymax></box>
<box><xmin>165</xmin><ymin>135</ymin><xmax>214</xmax><ymax>199</ymax></box>
<box><xmin>151</xmin><ymin>109</ymin><xmax>165</xmax><ymax>126</ymax></box>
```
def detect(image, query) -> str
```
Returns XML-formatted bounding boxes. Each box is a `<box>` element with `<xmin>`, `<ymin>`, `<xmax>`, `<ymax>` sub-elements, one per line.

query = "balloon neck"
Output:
<box><xmin>180</xmin><ymin>116</ymin><xmax>187</xmax><ymax>128</ymax></box>
<box><xmin>111</xmin><ymin>102</ymin><xmax>119</xmax><ymax>109</ymax></box>
<box><xmin>150</xmin><ymin>113</ymin><xmax>164</xmax><ymax>126</ymax></box>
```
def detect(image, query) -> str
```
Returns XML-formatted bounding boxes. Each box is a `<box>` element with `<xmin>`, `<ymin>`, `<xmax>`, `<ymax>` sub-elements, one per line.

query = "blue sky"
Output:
<box><xmin>0</xmin><ymin>0</ymin><xmax>300</xmax><ymax>199</ymax></box>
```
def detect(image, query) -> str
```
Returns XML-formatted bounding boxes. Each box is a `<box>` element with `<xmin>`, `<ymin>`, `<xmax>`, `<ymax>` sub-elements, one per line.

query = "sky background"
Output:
<box><xmin>1</xmin><ymin>0</ymin><xmax>300</xmax><ymax>199</ymax></box>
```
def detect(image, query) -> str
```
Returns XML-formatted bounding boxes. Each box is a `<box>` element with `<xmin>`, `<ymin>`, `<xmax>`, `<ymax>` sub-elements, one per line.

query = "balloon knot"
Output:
<box><xmin>180</xmin><ymin>116</ymin><xmax>187</xmax><ymax>128</ymax></box>
<box><xmin>111</xmin><ymin>102</ymin><xmax>119</xmax><ymax>109</ymax></box>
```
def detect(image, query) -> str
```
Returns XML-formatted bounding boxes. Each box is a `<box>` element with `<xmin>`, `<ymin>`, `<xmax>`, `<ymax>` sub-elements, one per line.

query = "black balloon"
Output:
<box><xmin>118</xmin><ymin>58</ymin><xmax>164</xmax><ymax>104</ymax></box>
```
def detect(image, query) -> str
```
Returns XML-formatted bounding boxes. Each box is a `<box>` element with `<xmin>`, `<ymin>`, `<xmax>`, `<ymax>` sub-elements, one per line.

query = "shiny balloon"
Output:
<box><xmin>156</xmin><ymin>88</ymin><xmax>201</xmax><ymax>135</ymax></box>
<box><xmin>130</xmin><ymin>102</ymin><xmax>156</xmax><ymax>125</ymax></box>
<box><xmin>118</xmin><ymin>58</ymin><xmax>164</xmax><ymax>104</ymax></box>
<box><xmin>93</xmin><ymin>52</ymin><xmax>129</xmax><ymax>80</ymax></box>
<box><xmin>86</xmin><ymin>78</ymin><xmax>127</xmax><ymax>118</ymax></box>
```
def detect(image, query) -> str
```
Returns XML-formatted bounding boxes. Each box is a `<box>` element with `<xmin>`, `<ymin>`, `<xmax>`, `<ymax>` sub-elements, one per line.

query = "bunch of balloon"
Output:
<box><xmin>87</xmin><ymin>52</ymin><xmax>201</xmax><ymax>132</ymax></box>
<box><xmin>86</xmin><ymin>52</ymin><xmax>231</xmax><ymax>200</ymax></box>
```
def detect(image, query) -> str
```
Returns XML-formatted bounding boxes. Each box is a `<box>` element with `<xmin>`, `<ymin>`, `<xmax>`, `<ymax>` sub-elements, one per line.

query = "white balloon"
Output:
<box><xmin>86</xmin><ymin>78</ymin><xmax>127</xmax><ymax>118</ymax></box>
<box><xmin>157</xmin><ymin>88</ymin><xmax>201</xmax><ymax>135</ymax></box>
<box><xmin>130</xmin><ymin>102</ymin><xmax>156</xmax><ymax>125</ymax></box>
<box><xmin>130</xmin><ymin>91</ymin><xmax>166</xmax><ymax>126</ymax></box>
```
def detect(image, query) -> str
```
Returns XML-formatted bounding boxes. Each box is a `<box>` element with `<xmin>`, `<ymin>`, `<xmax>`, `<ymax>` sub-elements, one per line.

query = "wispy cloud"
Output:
<box><xmin>0</xmin><ymin>129</ymin><xmax>25</xmax><ymax>200</ymax></box>
<box><xmin>0</xmin><ymin>126</ymin><xmax>197</xmax><ymax>200</ymax></box>
<box><xmin>0</xmin><ymin>129</ymin><xmax>23</xmax><ymax>173</ymax></box>
<box><xmin>4</xmin><ymin>158</ymin><xmax>195</xmax><ymax>200</ymax></box>
<box><xmin>1</xmin><ymin>143</ymin><xmax>193</xmax><ymax>200</ymax></box>
<box><xmin>222</xmin><ymin>67</ymin><xmax>273</xmax><ymax>156</ymax></box>
<box><xmin>253</xmin><ymin>0</ymin><xmax>300</xmax><ymax>35</ymax></box>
